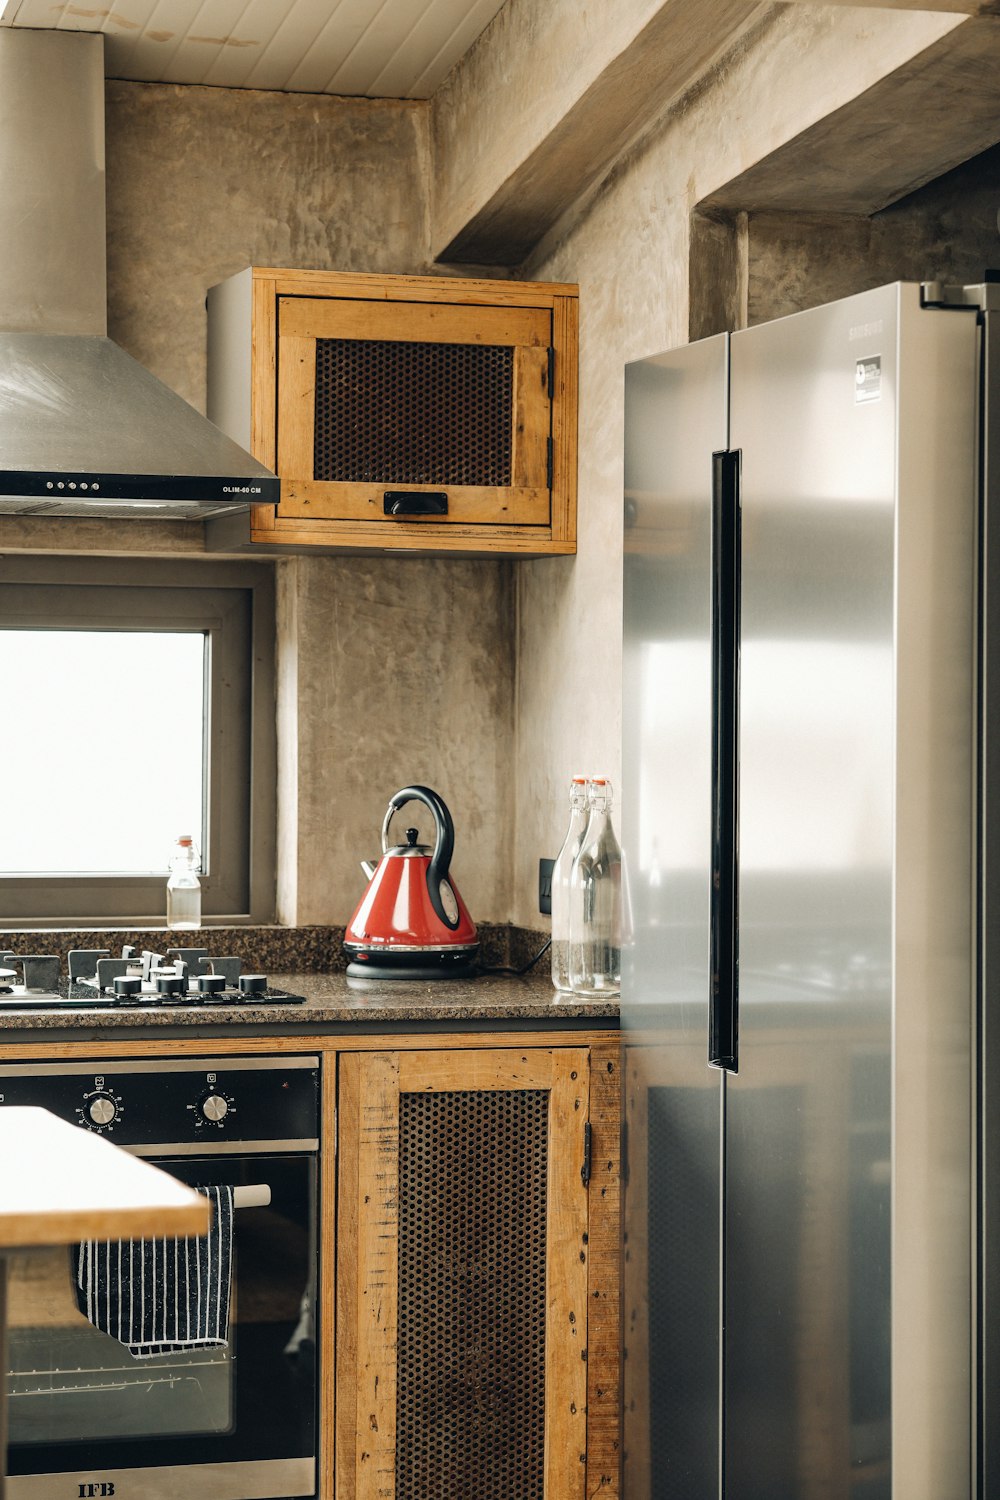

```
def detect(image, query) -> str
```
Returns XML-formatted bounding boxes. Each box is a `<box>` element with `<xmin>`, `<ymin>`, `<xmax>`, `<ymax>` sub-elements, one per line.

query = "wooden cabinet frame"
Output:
<box><xmin>0</xmin><ymin>1028</ymin><xmax>620</xmax><ymax>1499</ymax></box>
<box><xmin>337</xmin><ymin>1047</ymin><xmax>591</xmax><ymax>1500</ymax></box>
<box><xmin>209</xmin><ymin>267</ymin><xmax>579</xmax><ymax>558</ymax></box>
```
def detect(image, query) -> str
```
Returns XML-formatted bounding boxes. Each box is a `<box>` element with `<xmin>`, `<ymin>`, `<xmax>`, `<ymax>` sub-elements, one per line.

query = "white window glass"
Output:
<box><xmin>0</xmin><ymin>630</ymin><xmax>206</xmax><ymax>875</ymax></box>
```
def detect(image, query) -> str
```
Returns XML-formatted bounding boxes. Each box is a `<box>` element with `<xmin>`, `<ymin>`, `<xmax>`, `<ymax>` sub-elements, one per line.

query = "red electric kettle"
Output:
<box><xmin>344</xmin><ymin>785</ymin><xmax>479</xmax><ymax>980</ymax></box>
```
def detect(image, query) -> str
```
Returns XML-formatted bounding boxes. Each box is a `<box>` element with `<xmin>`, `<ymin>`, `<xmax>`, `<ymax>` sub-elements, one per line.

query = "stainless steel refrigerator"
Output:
<box><xmin>621</xmin><ymin>279</ymin><xmax>1000</xmax><ymax>1500</ymax></box>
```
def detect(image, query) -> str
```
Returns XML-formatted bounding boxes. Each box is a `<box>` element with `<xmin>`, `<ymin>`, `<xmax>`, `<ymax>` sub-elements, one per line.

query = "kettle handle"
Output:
<box><xmin>381</xmin><ymin>785</ymin><xmax>459</xmax><ymax>930</ymax></box>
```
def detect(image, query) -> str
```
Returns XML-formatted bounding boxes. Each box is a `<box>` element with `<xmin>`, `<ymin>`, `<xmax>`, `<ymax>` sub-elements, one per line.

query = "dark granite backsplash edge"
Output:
<box><xmin>0</xmin><ymin>924</ymin><xmax>549</xmax><ymax>975</ymax></box>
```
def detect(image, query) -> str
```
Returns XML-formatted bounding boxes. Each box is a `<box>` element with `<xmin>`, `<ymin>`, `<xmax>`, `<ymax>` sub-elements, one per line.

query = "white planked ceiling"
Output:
<box><xmin>0</xmin><ymin>0</ymin><xmax>508</xmax><ymax>97</ymax></box>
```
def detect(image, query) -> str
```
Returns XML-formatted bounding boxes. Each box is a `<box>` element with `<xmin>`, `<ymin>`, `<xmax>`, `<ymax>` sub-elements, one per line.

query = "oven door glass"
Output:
<box><xmin>5</xmin><ymin>1154</ymin><xmax>316</xmax><ymax>1477</ymax></box>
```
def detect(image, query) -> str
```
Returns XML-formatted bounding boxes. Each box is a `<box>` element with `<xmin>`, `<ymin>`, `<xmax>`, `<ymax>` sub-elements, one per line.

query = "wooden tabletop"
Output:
<box><xmin>0</xmin><ymin>1107</ymin><xmax>211</xmax><ymax>1247</ymax></box>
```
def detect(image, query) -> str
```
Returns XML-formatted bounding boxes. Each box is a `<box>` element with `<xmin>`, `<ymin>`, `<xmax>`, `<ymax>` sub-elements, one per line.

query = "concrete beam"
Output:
<box><xmin>702</xmin><ymin>14</ymin><xmax>1000</xmax><ymax>215</ymax></box>
<box><xmin>783</xmin><ymin>0</ymin><xmax>993</xmax><ymax>11</ymax></box>
<box><xmin>430</xmin><ymin>0</ymin><xmax>988</xmax><ymax>269</ymax></box>
<box><xmin>431</xmin><ymin>0</ymin><xmax>764</xmax><ymax>266</ymax></box>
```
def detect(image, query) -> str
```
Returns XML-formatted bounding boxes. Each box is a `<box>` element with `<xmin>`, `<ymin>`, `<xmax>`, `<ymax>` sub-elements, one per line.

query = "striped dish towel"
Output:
<box><xmin>73</xmin><ymin>1185</ymin><xmax>234</xmax><ymax>1360</ymax></box>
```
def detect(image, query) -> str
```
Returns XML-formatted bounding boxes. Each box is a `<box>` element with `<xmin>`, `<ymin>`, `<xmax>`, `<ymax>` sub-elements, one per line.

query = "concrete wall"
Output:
<box><xmin>105</xmin><ymin>80</ymin><xmax>431</xmax><ymax>410</ymax></box>
<box><xmin>276</xmin><ymin>554</ymin><xmax>514</xmax><ymax>926</ymax></box>
<box><xmin>100</xmin><ymin>80</ymin><xmax>515</xmax><ymax>926</ymax></box>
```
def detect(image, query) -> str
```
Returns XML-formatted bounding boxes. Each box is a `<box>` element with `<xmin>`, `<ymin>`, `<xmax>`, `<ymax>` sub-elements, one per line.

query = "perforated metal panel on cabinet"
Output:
<box><xmin>397</xmin><ymin>1088</ymin><xmax>548</xmax><ymax>1499</ymax></box>
<box><xmin>335</xmin><ymin>1048</ymin><xmax>591</xmax><ymax>1500</ymax></box>
<box><xmin>313</xmin><ymin>340</ymin><xmax>515</xmax><ymax>488</ymax></box>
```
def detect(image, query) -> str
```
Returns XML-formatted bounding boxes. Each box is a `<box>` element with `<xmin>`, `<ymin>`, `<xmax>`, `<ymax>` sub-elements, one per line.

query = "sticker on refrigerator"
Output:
<box><xmin>855</xmin><ymin>355</ymin><xmax>881</xmax><ymax>404</ymax></box>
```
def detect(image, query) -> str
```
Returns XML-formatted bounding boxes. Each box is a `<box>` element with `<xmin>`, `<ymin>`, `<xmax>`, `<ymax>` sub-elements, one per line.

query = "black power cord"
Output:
<box><xmin>478</xmin><ymin>936</ymin><xmax>552</xmax><ymax>977</ymax></box>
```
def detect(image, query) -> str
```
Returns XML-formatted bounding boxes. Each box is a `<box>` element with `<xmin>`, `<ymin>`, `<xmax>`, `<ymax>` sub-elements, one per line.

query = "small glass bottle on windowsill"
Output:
<box><xmin>166</xmin><ymin>834</ymin><xmax>202</xmax><ymax>930</ymax></box>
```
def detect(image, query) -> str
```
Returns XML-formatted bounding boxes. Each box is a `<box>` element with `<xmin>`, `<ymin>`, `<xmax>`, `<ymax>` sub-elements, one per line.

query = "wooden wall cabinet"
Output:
<box><xmin>207</xmin><ymin>268</ymin><xmax>579</xmax><ymax>557</ymax></box>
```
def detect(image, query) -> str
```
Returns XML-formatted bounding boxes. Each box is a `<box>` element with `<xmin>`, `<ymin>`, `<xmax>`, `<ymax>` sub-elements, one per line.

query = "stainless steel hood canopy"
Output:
<box><xmin>0</xmin><ymin>29</ymin><xmax>279</xmax><ymax>519</ymax></box>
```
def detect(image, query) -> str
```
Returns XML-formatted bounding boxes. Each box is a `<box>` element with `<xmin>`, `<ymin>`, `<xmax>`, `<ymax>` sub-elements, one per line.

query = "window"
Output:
<box><xmin>0</xmin><ymin>556</ymin><xmax>276</xmax><ymax>925</ymax></box>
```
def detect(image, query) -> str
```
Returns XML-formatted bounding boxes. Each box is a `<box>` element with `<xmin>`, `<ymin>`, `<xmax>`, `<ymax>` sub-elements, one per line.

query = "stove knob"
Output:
<box><xmin>114</xmin><ymin>976</ymin><xmax>142</xmax><ymax>1001</ymax></box>
<box><xmin>238</xmin><ymin>974</ymin><xmax>267</xmax><ymax>996</ymax></box>
<box><xmin>156</xmin><ymin>974</ymin><xmax>185</xmax><ymax>999</ymax></box>
<box><xmin>201</xmin><ymin>1094</ymin><xmax>229</xmax><ymax>1123</ymax></box>
<box><xmin>197</xmin><ymin>974</ymin><xmax>227</xmax><ymax>999</ymax></box>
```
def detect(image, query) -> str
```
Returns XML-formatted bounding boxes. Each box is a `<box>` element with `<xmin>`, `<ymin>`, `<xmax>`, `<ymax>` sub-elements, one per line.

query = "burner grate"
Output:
<box><xmin>0</xmin><ymin>949</ymin><xmax>306</xmax><ymax>1008</ymax></box>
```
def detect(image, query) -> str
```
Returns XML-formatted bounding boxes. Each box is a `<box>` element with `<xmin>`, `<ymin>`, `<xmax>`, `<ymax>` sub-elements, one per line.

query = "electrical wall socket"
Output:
<box><xmin>538</xmin><ymin>857</ymin><xmax>554</xmax><ymax>916</ymax></box>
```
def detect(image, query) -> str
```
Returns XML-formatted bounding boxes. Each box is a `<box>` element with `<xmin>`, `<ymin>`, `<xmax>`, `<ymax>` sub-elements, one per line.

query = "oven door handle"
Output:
<box><xmin>233</xmin><ymin>1184</ymin><xmax>271</xmax><ymax>1209</ymax></box>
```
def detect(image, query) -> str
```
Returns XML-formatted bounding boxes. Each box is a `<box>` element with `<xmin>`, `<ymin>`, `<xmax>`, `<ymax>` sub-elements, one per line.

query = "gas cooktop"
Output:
<box><xmin>0</xmin><ymin>946</ymin><xmax>308</xmax><ymax>1009</ymax></box>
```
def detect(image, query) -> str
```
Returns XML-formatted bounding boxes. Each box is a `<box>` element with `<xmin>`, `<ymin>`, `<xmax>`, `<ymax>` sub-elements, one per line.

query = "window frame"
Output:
<box><xmin>0</xmin><ymin>555</ymin><xmax>276</xmax><ymax>926</ymax></box>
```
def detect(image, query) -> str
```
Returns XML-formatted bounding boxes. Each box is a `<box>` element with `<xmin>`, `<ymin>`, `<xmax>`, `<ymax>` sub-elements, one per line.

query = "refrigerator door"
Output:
<box><xmin>982</xmin><ymin>283</ymin><xmax>1000</xmax><ymax>1500</ymax></box>
<box><xmin>622</xmin><ymin>334</ymin><xmax>728</xmax><ymax>1499</ymax></box>
<box><xmin>729</xmin><ymin>283</ymin><xmax>977</xmax><ymax>1500</ymax></box>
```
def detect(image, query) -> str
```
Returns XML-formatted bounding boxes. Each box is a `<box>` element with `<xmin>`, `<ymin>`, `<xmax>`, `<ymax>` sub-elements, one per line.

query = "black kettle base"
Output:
<box><xmin>345</xmin><ymin>944</ymin><xmax>480</xmax><ymax>982</ymax></box>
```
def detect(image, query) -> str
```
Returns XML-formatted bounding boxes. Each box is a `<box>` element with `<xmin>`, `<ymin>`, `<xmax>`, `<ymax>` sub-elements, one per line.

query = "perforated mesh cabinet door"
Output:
<box><xmin>397</xmin><ymin>1087</ymin><xmax>548</xmax><ymax>1498</ymax></box>
<box><xmin>336</xmin><ymin>1049</ymin><xmax>590</xmax><ymax>1500</ymax></box>
<box><xmin>276</xmin><ymin>297</ymin><xmax>553</xmax><ymax>528</ymax></box>
<box><xmin>314</xmin><ymin>340</ymin><xmax>515</xmax><ymax>487</ymax></box>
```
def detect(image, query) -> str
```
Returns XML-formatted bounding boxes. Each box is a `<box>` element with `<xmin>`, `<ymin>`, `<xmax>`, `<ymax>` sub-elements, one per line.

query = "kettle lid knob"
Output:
<box><xmin>406</xmin><ymin>827</ymin><xmax>419</xmax><ymax>846</ymax></box>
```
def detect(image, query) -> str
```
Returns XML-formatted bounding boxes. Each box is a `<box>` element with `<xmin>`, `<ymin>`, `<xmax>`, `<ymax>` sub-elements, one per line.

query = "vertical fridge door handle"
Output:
<box><xmin>710</xmin><ymin>449</ymin><xmax>741</xmax><ymax>1072</ymax></box>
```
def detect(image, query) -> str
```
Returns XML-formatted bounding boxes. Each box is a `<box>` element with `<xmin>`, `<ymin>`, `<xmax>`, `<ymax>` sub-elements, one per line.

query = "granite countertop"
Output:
<box><xmin>0</xmin><ymin>967</ymin><xmax>619</xmax><ymax>1034</ymax></box>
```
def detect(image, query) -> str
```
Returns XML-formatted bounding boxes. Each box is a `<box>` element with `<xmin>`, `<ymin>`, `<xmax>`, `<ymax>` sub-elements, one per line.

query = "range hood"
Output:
<box><xmin>0</xmin><ymin>29</ymin><xmax>279</xmax><ymax>519</ymax></box>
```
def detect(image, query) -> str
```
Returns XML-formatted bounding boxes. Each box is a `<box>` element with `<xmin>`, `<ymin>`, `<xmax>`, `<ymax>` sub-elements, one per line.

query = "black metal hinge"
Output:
<box><xmin>581</xmin><ymin>1120</ymin><xmax>592</xmax><ymax>1187</ymax></box>
<box><xmin>546</xmin><ymin>347</ymin><xmax>556</xmax><ymax>491</ymax></box>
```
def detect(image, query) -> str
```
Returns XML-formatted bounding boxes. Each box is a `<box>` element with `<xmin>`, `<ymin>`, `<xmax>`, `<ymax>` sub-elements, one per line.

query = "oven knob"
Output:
<box><xmin>81</xmin><ymin>1091</ymin><xmax>121</xmax><ymax>1130</ymax></box>
<box><xmin>188</xmin><ymin>1088</ymin><xmax>236</xmax><ymax>1129</ymax></box>
<box><xmin>89</xmin><ymin>1095</ymin><xmax>117</xmax><ymax>1126</ymax></box>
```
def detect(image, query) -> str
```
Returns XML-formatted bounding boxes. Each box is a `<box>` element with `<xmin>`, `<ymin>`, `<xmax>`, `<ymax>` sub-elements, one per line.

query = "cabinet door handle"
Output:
<box><xmin>383</xmin><ymin>491</ymin><xmax>448</xmax><ymax>516</ymax></box>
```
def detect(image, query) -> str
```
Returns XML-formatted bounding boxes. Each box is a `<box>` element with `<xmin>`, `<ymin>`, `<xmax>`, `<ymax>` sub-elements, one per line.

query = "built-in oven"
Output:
<box><xmin>0</xmin><ymin>1055</ymin><xmax>320</xmax><ymax>1500</ymax></box>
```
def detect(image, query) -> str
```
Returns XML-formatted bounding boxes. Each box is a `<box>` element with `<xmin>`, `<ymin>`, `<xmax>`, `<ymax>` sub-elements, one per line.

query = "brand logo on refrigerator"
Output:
<box><xmin>77</xmin><ymin>1484</ymin><xmax>115</xmax><ymax>1497</ymax></box>
<box><xmin>848</xmin><ymin>318</ymin><xmax>884</xmax><ymax>341</ymax></box>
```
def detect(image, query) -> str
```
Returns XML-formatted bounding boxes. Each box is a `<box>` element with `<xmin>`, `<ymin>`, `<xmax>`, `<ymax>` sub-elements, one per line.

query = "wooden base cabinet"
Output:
<box><xmin>0</xmin><ymin>1028</ymin><xmax>618</xmax><ymax>1500</ymax></box>
<box><xmin>335</xmin><ymin>1044</ymin><xmax>620</xmax><ymax>1499</ymax></box>
<box><xmin>206</xmin><ymin>267</ymin><xmax>579</xmax><ymax>558</ymax></box>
